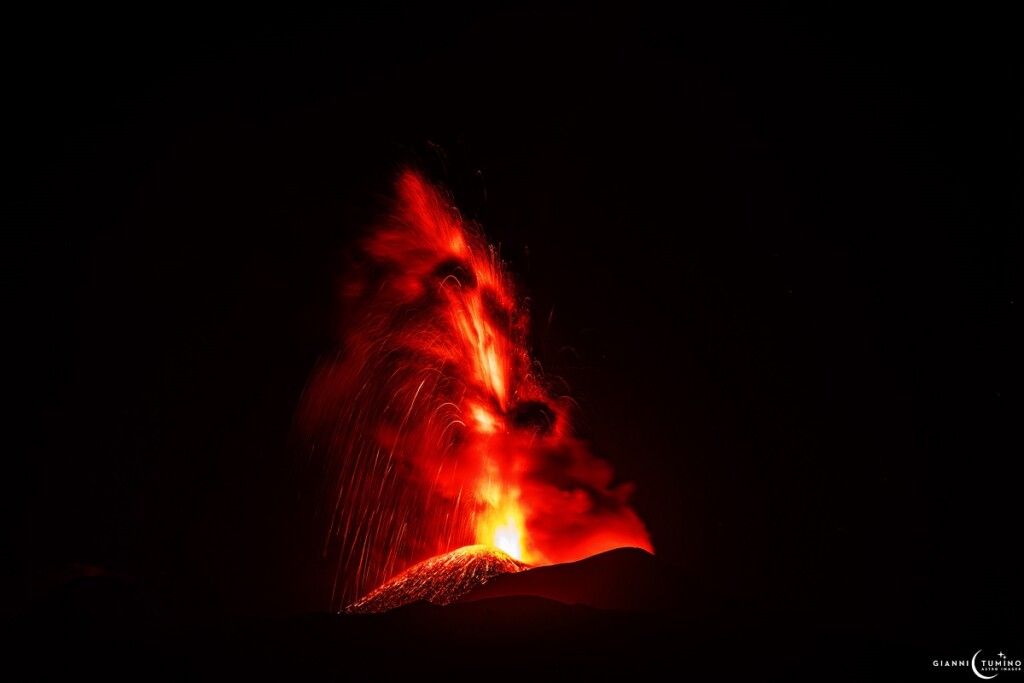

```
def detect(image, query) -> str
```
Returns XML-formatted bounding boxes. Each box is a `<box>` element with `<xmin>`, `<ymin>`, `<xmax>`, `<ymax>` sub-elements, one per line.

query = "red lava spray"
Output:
<box><xmin>298</xmin><ymin>170</ymin><xmax>652</xmax><ymax>608</ymax></box>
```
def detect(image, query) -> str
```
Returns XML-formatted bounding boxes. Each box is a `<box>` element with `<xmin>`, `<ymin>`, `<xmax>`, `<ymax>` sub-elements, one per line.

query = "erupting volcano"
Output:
<box><xmin>299</xmin><ymin>170</ymin><xmax>652</xmax><ymax>610</ymax></box>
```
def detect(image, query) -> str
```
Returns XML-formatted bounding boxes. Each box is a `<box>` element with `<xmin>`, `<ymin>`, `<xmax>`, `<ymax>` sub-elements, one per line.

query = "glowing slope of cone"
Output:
<box><xmin>346</xmin><ymin>545</ymin><xmax>529</xmax><ymax>614</ymax></box>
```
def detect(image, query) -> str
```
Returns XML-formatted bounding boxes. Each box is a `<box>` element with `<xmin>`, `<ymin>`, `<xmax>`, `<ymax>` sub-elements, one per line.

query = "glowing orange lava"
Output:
<box><xmin>299</xmin><ymin>169</ymin><xmax>652</xmax><ymax>608</ymax></box>
<box><xmin>476</xmin><ymin>479</ymin><xmax>525</xmax><ymax>560</ymax></box>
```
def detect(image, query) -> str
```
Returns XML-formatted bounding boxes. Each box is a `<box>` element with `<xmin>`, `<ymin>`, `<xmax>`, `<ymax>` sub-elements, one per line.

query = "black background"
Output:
<box><xmin>5</xmin><ymin>2</ymin><xmax>1019</xmax><ymax>667</ymax></box>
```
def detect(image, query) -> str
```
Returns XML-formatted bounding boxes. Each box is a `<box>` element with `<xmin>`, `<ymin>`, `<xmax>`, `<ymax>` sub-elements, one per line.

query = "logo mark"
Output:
<box><xmin>973</xmin><ymin>650</ymin><xmax>998</xmax><ymax>680</ymax></box>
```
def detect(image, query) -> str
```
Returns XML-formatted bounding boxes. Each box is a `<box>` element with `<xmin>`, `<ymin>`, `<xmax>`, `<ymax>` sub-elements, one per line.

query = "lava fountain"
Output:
<box><xmin>298</xmin><ymin>170</ymin><xmax>652</xmax><ymax>610</ymax></box>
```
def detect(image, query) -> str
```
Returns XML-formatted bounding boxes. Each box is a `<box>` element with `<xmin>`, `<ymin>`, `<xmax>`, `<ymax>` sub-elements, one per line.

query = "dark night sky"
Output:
<box><xmin>4</xmin><ymin>3</ymin><xmax>1019</xmax><ymax>649</ymax></box>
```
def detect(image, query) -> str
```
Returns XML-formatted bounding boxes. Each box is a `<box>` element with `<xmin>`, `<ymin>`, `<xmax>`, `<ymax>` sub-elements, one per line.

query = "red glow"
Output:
<box><xmin>299</xmin><ymin>170</ymin><xmax>652</xmax><ymax>608</ymax></box>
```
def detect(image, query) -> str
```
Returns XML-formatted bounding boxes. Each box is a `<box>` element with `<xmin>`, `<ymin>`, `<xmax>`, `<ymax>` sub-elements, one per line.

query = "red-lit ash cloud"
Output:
<box><xmin>298</xmin><ymin>170</ymin><xmax>652</xmax><ymax>609</ymax></box>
